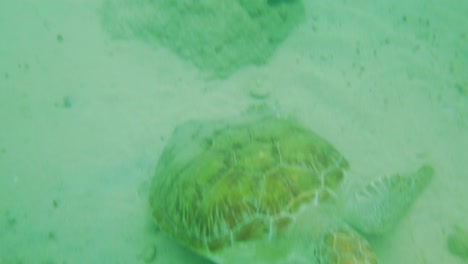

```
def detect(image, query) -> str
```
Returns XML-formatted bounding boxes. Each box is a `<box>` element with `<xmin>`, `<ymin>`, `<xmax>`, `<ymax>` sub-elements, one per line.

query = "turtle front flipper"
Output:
<box><xmin>314</xmin><ymin>228</ymin><xmax>378</xmax><ymax>264</ymax></box>
<box><xmin>343</xmin><ymin>165</ymin><xmax>434</xmax><ymax>235</ymax></box>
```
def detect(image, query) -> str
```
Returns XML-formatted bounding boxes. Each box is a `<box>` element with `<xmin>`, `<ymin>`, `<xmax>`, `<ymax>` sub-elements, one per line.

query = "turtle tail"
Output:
<box><xmin>343</xmin><ymin>164</ymin><xmax>434</xmax><ymax>235</ymax></box>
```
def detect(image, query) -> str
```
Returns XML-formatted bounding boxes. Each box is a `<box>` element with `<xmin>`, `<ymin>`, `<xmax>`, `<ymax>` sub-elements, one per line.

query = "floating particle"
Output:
<box><xmin>138</xmin><ymin>243</ymin><xmax>157</xmax><ymax>263</ymax></box>
<box><xmin>57</xmin><ymin>33</ymin><xmax>63</xmax><ymax>43</ymax></box>
<box><xmin>447</xmin><ymin>224</ymin><xmax>468</xmax><ymax>260</ymax></box>
<box><xmin>52</xmin><ymin>199</ymin><xmax>59</xmax><ymax>209</ymax></box>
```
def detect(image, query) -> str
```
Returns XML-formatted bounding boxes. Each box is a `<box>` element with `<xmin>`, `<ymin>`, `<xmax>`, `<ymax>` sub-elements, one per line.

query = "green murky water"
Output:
<box><xmin>0</xmin><ymin>0</ymin><xmax>467</xmax><ymax>263</ymax></box>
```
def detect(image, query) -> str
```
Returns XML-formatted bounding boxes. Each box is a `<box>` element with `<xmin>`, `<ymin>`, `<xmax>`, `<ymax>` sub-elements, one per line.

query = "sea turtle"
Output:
<box><xmin>149</xmin><ymin>109</ymin><xmax>433</xmax><ymax>263</ymax></box>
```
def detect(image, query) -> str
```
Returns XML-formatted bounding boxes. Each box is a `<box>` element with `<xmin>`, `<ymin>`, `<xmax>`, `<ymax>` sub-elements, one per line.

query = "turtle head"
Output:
<box><xmin>313</xmin><ymin>227</ymin><xmax>378</xmax><ymax>264</ymax></box>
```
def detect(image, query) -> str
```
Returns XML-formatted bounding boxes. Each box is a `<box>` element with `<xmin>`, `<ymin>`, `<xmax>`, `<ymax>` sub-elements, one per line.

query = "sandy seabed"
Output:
<box><xmin>0</xmin><ymin>0</ymin><xmax>467</xmax><ymax>263</ymax></box>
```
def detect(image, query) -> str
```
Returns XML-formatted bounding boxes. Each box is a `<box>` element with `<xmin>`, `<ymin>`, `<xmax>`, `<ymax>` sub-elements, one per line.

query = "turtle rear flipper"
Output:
<box><xmin>343</xmin><ymin>165</ymin><xmax>434</xmax><ymax>235</ymax></box>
